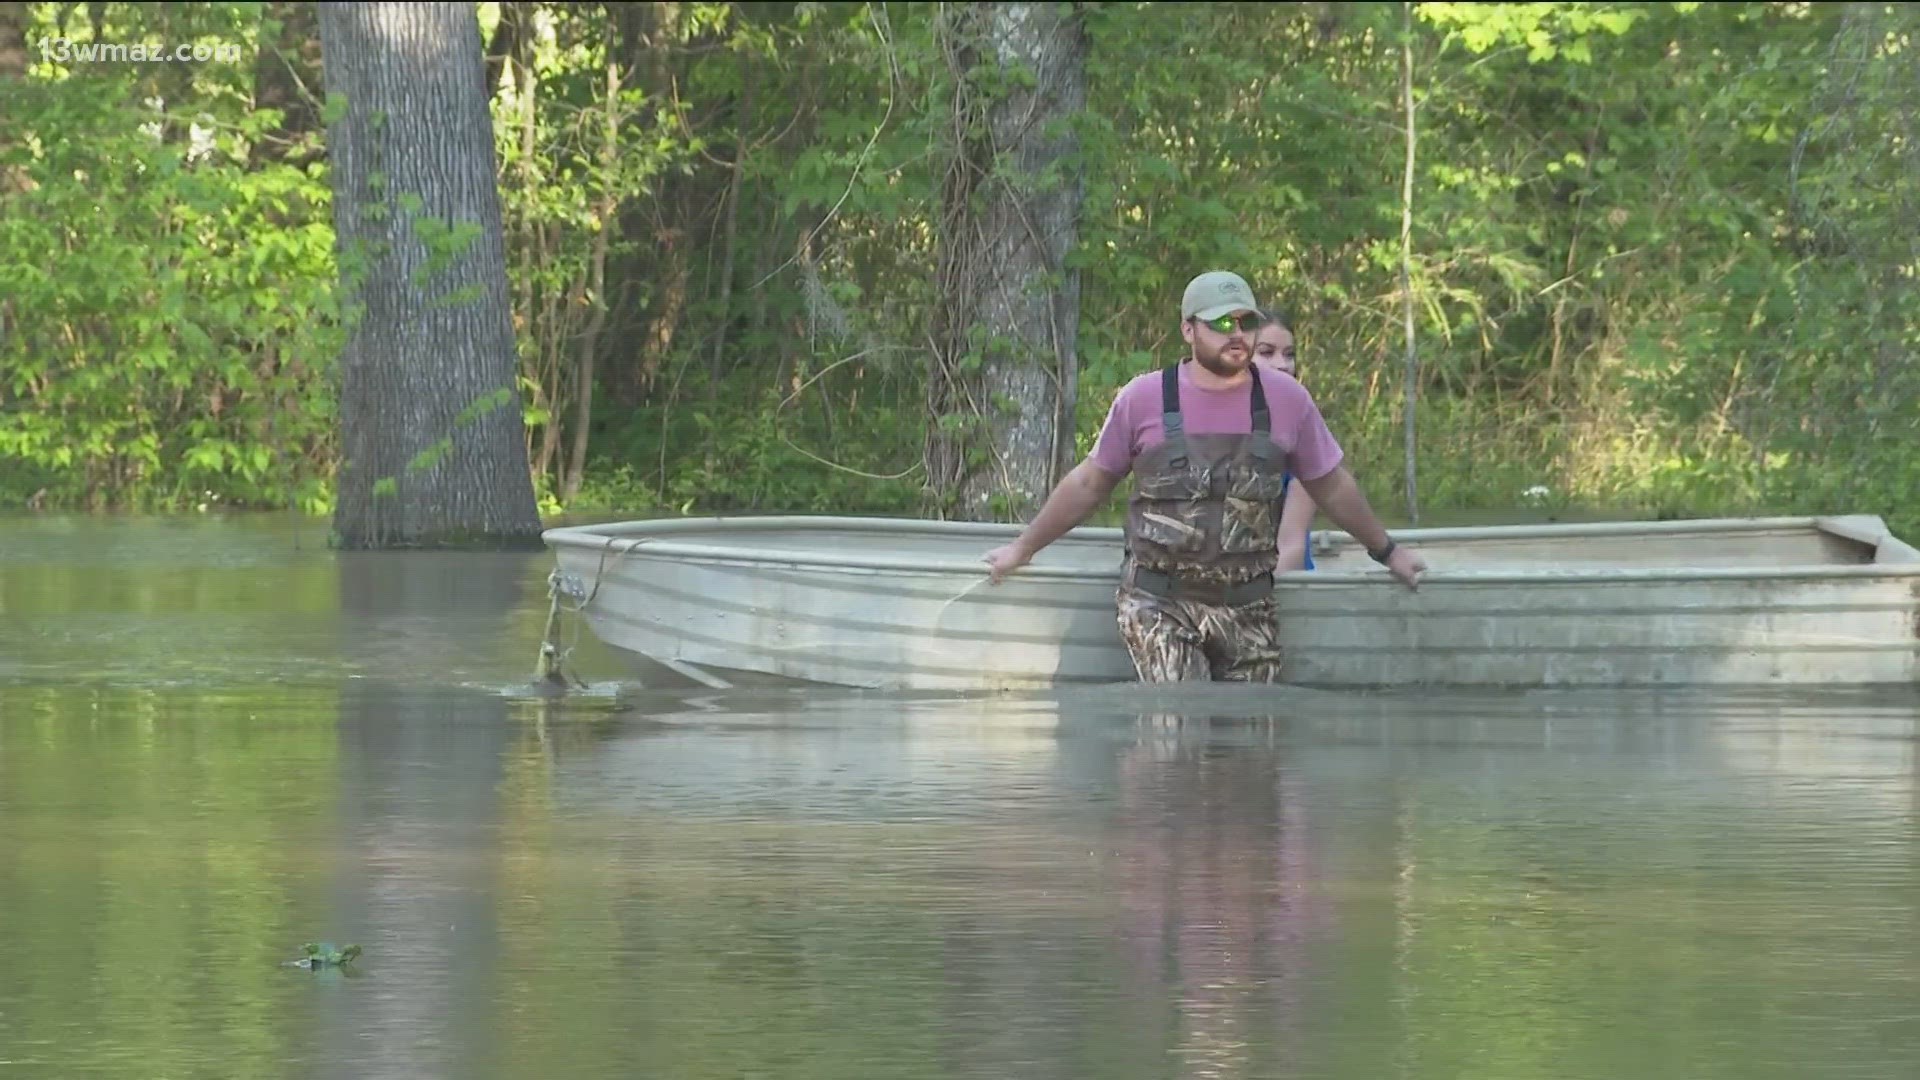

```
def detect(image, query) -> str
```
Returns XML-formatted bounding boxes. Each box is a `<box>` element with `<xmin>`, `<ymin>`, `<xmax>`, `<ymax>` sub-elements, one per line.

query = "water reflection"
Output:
<box><xmin>306</xmin><ymin>551</ymin><xmax>525</xmax><ymax>1078</ymax></box>
<box><xmin>4</xmin><ymin>514</ymin><xmax>1920</xmax><ymax>1079</ymax></box>
<box><xmin>1108</xmin><ymin>713</ymin><xmax>1332</xmax><ymax>1080</ymax></box>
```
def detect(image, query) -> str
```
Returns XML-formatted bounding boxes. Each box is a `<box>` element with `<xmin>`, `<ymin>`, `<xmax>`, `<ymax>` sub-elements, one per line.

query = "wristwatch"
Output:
<box><xmin>1368</xmin><ymin>537</ymin><xmax>1397</xmax><ymax>564</ymax></box>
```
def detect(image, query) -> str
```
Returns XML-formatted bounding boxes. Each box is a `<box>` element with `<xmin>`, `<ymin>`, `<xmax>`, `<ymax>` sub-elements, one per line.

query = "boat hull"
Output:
<box><xmin>542</xmin><ymin>515</ymin><xmax>1920</xmax><ymax>691</ymax></box>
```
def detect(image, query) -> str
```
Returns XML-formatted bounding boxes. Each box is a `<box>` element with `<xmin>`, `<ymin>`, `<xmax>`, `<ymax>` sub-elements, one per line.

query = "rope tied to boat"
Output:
<box><xmin>536</xmin><ymin>570</ymin><xmax>589</xmax><ymax>689</ymax></box>
<box><xmin>536</xmin><ymin>535</ymin><xmax>649</xmax><ymax>688</ymax></box>
<box><xmin>933</xmin><ymin>573</ymin><xmax>995</xmax><ymax>622</ymax></box>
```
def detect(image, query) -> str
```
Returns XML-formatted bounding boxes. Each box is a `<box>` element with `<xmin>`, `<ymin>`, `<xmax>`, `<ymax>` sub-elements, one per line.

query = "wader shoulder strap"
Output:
<box><xmin>1248</xmin><ymin>368</ymin><xmax>1274</xmax><ymax>463</ymax></box>
<box><xmin>1160</xmin><ymin>364</ymin><xmax>1187</xmax><ymax>469</ymax></box>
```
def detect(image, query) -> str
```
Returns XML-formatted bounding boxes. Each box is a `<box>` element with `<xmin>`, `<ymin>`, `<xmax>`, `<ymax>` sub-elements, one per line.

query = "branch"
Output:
<box><xmin>748</xmin><ymin>3</ymin><xmax>899</xmax><ymax>291</ymax></box>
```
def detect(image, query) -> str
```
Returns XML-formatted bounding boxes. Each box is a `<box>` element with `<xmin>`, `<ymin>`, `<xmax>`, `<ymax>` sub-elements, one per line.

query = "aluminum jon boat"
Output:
<box><xmin>538</xmin><ymin>514</ymin><xmax>1920</xmax><ymax>691</ymax></box>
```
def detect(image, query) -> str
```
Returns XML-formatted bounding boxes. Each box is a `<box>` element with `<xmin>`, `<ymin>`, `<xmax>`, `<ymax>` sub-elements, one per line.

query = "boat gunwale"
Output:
<box><xmin>543</xmin><ymin>514</ymin><xmax>1920</xmax><ymax>587</ymax></box>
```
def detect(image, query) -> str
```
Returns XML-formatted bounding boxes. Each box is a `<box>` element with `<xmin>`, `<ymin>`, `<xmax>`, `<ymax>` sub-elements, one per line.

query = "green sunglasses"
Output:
<box><xmin>1194</xmin><ymin>312</ymin><xmax>1265</xmax><ymax>335</ymax></box>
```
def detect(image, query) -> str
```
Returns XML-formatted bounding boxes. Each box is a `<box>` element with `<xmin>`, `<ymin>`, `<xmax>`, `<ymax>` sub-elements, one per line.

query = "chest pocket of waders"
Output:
<box><xmin>1219</xmin><ymin>465</ymin><xmax>1289</xmax><ymax>553</ymax></box>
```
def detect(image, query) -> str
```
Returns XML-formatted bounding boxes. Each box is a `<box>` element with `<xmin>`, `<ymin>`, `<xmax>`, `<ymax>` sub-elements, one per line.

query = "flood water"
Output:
<box><xmin>3</xmin><ymin>512</ymin><xmax>1920</xmax><ymax>1079</ymax></box>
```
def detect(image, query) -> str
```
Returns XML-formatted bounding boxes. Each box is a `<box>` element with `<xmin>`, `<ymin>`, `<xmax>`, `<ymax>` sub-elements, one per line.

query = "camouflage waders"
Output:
<box><xmin>1118</xmin><ymin>364</ymin><xmax>1294</xmax><ymax>683</ymax></box>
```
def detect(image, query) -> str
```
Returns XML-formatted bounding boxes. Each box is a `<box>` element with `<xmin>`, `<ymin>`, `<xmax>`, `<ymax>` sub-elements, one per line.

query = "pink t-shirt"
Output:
<box><xmin>1088</xmin><ymin>362</ymin><xmax>1344</xmax><ymax>483</ymax></box>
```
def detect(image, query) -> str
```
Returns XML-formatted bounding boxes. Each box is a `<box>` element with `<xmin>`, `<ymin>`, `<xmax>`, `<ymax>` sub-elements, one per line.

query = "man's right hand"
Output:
<box><xmin>983</xmin><ymin>541</ymin><xmax>1034</xmax><ymax>584</ymax></box>
<box><xmin>977</xmin><ymin>460</ymin><xmax>1121</xmax><ymax>585</ymax></box>
<box><xmin>1385</xmin><ymin>544</ymin><xmax>1428</xmax><ymax>590</ymax></box>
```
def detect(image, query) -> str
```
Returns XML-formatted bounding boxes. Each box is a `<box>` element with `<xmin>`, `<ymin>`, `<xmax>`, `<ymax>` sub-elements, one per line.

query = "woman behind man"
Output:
<box><xmin>1256</xmin><ymin>311</ymin><xmax>1316</xmax><ymax>572</ymax></box>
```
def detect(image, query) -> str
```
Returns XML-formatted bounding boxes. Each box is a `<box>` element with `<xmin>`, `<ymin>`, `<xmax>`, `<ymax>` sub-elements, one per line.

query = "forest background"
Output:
<box><xmin>2</xmin><ymin>1</ymin><xmax>1914</xmax><ymax>538</ymax></box>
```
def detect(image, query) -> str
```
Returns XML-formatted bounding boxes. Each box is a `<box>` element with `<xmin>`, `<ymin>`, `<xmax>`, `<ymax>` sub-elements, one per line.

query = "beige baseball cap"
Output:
<box><xmin>1181</xmin><ymin>271</ymin><xmax>1260</xmax><ymax>321</ymax></box>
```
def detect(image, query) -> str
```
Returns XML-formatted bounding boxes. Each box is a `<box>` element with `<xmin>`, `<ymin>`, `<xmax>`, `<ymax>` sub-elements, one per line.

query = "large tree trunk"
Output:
<box><xmin>318</xmin><ymin>2</ymin><xmax>542</xmax><ymax>549</ymax></box>
<box><xmin>927</xmin><ymin>2</ymin><xmax>1087</xmax><ymax>521</ymax></box>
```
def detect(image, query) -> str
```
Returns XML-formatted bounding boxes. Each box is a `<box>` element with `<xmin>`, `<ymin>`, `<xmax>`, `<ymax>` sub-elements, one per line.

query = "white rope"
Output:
<box><xmin>933</xmin><ymin>573</ymin><xmax>994</xmax><ymax>621</ymax></box>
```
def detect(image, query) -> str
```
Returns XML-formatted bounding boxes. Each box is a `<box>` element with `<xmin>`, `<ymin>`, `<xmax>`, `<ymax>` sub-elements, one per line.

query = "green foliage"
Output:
<box><xmin>2</xmin><ymin>0</ymin><xmax>1914</xmax><ymax>540</ymax></box>
<box><xmin>487</xmin><ymin>1</ymin><xmax>712</xmax><ymax>500</ymax></box>
<box><xmin>1420</xmin><ymin>2</ymin><xmax>1647</xmax><ymax>62</ymax></box>
<box><xmin>392</xmin><ymin>386</ymin><xmax>516</xmax><ymax>480</ymax></box>
<box><xmin>409</xmin><ymin>213</ymin><xmax>484</xmax><ymax>283</ymax></box>
<box><xmin>0</xmin><ymin>2</ymin><xmax>340</xmax><ymax>514</ymax></box>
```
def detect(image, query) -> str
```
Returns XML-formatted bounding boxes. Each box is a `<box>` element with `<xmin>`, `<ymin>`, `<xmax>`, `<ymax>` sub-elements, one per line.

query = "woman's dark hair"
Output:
<box><xmin>1259</xmin><ymin>308</ymin><xmax>1293</xmax><ymax>332</ymax></box>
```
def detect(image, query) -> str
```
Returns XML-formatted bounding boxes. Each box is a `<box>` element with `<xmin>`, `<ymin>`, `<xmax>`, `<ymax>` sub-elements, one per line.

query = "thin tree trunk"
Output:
<box><xmin>318</xmin><ymin>2</ymin><xmax>542</xmax><ymax>548</ymax></box>
<box><xmin>708</xmin><ymin>52</ymin><xmax>755</xmax><ymax>388</ymax></box>
<box><xmin>1399</xmin><ymin>1</ymin><xmax>1420</xmax><ymax>527</ymax></box>
<box><xmin>642</xmin><ymin>250</ymin><xmax>691</xmax><ymax>395</ymax></box>
<box><xmin>484</xmin><ymin>0</ymin><xmax>533</xmax><ymax>101</ymax></box>
<box><xmin>508</xmin><ymin>7</ymin><xmax>556</xmax><ymax>488</ymax></box>
<box><xmin>562</xmin><ymin>58</ymin><xmax>621</xmax><ymax>503</ymax></box>
<box><xmin>533</xmin><ymin>251</ymin><xmax>564</xmax><ymax>484</ymax></box>
<box><xmin>697</xmin><ymin>52</ymin><xmax>755</xmax><ymax>483</ymax></box>
<box><xmin>560</xmin><ymin>221</ymin><xmax>607</xmax><ymax>501</ymax></box>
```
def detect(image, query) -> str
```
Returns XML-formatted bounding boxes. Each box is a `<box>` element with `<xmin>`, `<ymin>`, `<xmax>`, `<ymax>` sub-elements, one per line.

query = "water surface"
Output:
<box><xmin>3</xmin><ymin>512</ymin><xmax>1918</xmax><ymax>1079</ymax></box>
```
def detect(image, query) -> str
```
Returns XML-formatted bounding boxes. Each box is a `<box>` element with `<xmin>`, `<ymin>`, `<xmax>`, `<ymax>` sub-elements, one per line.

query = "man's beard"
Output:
<box><xmin>1193</xmin><ymin>338</ymin><xmax>1251</xmax><ymax>379</ymax></box>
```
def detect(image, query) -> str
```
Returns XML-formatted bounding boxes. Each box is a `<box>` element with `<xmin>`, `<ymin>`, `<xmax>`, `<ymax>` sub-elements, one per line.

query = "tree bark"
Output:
<box><xmin>318</xmin><ymin>2</ymin><xmax>543</xmax><ymax>548</ymax></box>
<box><xmin>927</xmin><ymin>2</ymin><xmax>1087</xmax><ymax>522</ymax></box>
<box><xmin>0</xmin><ymin>2</ymin><xmax>27</xmax><ymax>81</ymax></box>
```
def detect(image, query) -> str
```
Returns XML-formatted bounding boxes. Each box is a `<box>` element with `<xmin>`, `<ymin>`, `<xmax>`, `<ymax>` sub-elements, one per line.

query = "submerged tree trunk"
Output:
<box><xmin>927</xmin><ymin>2</ymin><xmax>1087</xmax><ymax>522</ymax></box>
<box><xmin>318</xmin><ymin>2</ymin><xmax>542</xmax><ymax>548</ymax></box>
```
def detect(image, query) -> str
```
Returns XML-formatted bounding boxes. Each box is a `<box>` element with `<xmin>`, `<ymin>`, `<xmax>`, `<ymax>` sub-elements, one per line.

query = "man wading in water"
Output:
<box><xmin>982</xmin><ymin>271</ymin><xmax>1427</xmax><ymax>683</ymax></box>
